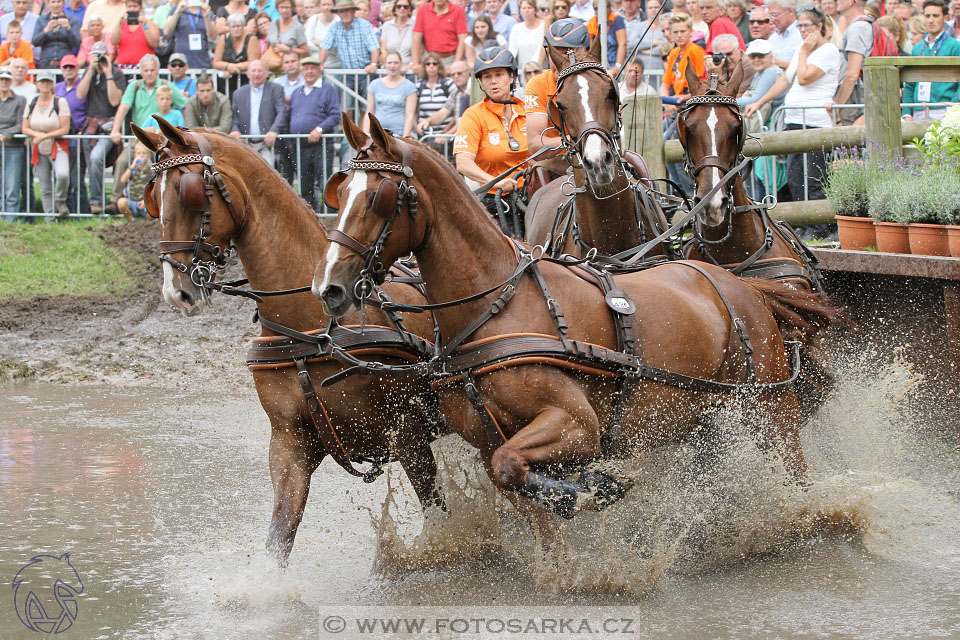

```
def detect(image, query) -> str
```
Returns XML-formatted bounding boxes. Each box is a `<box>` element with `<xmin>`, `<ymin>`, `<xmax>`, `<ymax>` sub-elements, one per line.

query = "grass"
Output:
<box><xmin>0</xmin><ymin>219</ymin><xmax>139</xmax><ymax>300</ymax></box>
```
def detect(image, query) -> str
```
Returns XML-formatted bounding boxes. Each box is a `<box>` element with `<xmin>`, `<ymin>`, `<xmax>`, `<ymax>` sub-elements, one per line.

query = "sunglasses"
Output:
<box><xmin>525</xmin><ymin>70</ymin><xmax>537</xmax><ymax>76</ymax></box>
<box><xmin>396</xmin><ymin>3</ymin><xmax>410</xmax><ymax>7</ymax></box>
<box><xmin>749</xmin><ymin>18</ymin><xmax>769</xmax><ymax>23</ymax></box>
<box><xmin>169</xmin><ymin>61</ymin><xmax>186</xmax><ymax>67</ymax></box>
<box><xmin>61</xmin><ymin>64</ymin><xmax>77</xmax><ymax>68</ymax></box>
<box><xmin>424</xmin><ymin>61</ymin><xmax>439</xmax><ymax>66</ymax></box>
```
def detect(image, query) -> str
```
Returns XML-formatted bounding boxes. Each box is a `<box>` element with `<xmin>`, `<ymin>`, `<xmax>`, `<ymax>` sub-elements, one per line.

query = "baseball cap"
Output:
<box><xmin>745</xmin><ymin>39</ymin><xmax>772</xmax><ymax>56</ymax></box>
<box><xmin>0</xmin><ymin>70</ymin><xmax>11</xmax><ymax>80</ymax></box>
<box><xmin>36</xmin><ymin>69</ymin><xmax>56</xmax><ymax>83</ymax></box>
<box><xmin>90</xmin><ymin>41</ymin><xmax>108</xmax><ymax>55</ymax></box>
<box><xmin>300</xmin><ymin>56</ymin><xmax>322</xmax><ymax>65</ymax></box>
<box><xmin>169</xmin><ymin>53</ymin><xmax>188</xmax><ymax>65</ymax></box>
<box><xmin>60</xmin><ymin>54</ymin><xmax>78</xmax><ymax>67</ymax></box>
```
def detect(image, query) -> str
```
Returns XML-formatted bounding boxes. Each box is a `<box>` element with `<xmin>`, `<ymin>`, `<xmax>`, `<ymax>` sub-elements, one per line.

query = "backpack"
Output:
<box><xmin>28</xmin><ymin>94</ymin><xmax>61</xmax><ymax>119</ymax></box>
<box><xmin>854</xmin><ymin>14</ymin><xmax>899</xmax><ymax>64</ymax></box>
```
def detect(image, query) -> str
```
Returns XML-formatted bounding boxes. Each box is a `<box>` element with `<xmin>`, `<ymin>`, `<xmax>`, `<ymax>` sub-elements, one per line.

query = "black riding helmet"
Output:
<box><xmin>543</xmin><ymin>17</ymin><xmax>590</xmax><ymax>50</ymax></box>
<box><xmin>474</xmin><ymin>46</ymin><xmax>518</xmax><ymax>104</ymax></box>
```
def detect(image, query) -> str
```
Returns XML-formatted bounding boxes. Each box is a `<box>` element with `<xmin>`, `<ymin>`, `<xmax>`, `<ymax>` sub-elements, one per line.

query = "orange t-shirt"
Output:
<box><xmin>662</xmin><ymin>42</ymin><xmax>705</xmax><ymax>96</ymax></box>
<box><xmin>0</xmin><ymin>40</ymin><xmax>35</xmax><ymax>69</ymax></box>
<box><xmin>454</xmin><ymin>96</ymin><xmax>529</xmax><ymax>192</ymax></box>
<box><xmin>522</xmin><ymin>69</ymin><xmax>556</xmax><ymax>115</ymax></box>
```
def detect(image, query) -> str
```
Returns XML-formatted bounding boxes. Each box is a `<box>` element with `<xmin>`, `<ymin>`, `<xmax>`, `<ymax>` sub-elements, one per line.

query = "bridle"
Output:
<box><xmin>323</xmin><ymin>138</ymin><xmax>419</xmax><ymax>300</ymax></box>
<box><xmin>678</xmin><ymin>75</ymin><xmax>748</xmax><ymax>244</ymax></box>
<box><xmin>548</xmin><ymin>53</ymin><xmax>628</xmax><ymax>199</ymax></box>
<box><xmin>146</xmin><ymin>131</ymin><xmax>239</xmax><ymax>301</ymax></box>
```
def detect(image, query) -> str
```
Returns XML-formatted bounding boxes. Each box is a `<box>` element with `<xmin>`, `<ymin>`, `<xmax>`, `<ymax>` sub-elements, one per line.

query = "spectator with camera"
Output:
<box><xmin>0</xmin><ymin>68</ymin><xmax>26</xmax><ymax>219</ymax></box>
<box><xmin>164</xmin><ymin>0</ymin><xmax>217</xmax><ymax>69</ymax></box>
<box><xmin>0</xmin><ymin>0</ymin><xmax>40</xmax><ymax>46</ymax></box>
<box><xmin>33</xmin><ymin>0</ymin><xmax>82</xmax><ymax>69</ymax></box>
<box><xmin>0</xmin><ymin>21</ymin><xmax>35</xmax><ymax>69</ymax></box>
<box><xmin>704</xmin><ymin>33</ymin><xmax>753</xmax><ymax>94</ymax></box>
<box><xmin>76</xmin><ymin>40</ymin><xmax>125</xmax><ymax>214</ymax></box>
<box><xmin>184</xmin><ymin>73</ymin><xmax>232</xmax><ymax>130</ymax></box>
<box><xmin>112</xmin><ymin>0</ymin><xmax>162</xmax><ymax>67</ymax></box>
<box><xmin>77</xmin><ymin>15</ymin><xmax>117</xmax><ymax>67</ymax></box>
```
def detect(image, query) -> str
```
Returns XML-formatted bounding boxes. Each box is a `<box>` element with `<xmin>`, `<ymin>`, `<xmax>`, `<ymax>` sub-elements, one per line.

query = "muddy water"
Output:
<box><xmin>1</xmin><ymin>354</ymin><xmax>959</xmax><ymax>639</ymax></box>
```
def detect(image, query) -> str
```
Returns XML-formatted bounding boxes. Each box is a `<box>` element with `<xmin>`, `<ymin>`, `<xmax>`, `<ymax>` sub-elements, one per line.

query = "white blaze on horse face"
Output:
<box><xmin>577</xmin><ymin>75</ymin><xmax>604</xmax><ymax>165</ymax></box>
<box><xmin>319</xmin><ymin>171</ymin><xmax>368</xmax><ymax>293</ymax></box>
<box><xmin>706</xmin><ymin>107</ymin><xmax>724</xmax><ymax>212</ymax></box>
<box><xmin>158</xmin><ymin>171</ymin><xmax>167</xmax><ymax>227</ymax></box>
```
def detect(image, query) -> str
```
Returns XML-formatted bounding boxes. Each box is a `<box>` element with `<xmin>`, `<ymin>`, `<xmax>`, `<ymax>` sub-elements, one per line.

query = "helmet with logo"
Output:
<box><xmin>473</xmin><ymin>45</ymin><xmax>518</xmax><ymax>80</ymax></box>
<box><xmin>543</xmin><ymin>18</ymin><xmax>591</xmax><ymax>49</ymax></box>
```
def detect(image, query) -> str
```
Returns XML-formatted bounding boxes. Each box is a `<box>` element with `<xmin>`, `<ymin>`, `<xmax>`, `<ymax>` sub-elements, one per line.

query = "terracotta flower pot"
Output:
<box><xmin>908</xmin><ymin>223</ymin><xmax>950</xmax><ymax>256</ymax></box>
<box><xmin>835</xmin><ymin>215</ymin><xmax>876</xmax><ymax>251</ymax></box>
<box><xmin>874</xmin><ymin>221</ymin><xmax>911</xmax><ymax>254</ymax></box>
<box><xmin>947</xmin><ymin>225</ymin><xmax>960</xmax><ymax>258</ymax></box>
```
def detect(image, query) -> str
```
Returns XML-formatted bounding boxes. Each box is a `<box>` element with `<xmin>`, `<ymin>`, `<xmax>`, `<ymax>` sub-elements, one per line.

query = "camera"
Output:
<box><xmin>711</xmin><ymin>52</ymin><xmax>727</xmax><ymax>66</ymax></box>
<box><xmin>126</xmin><ymin>9</ymin><xmax>139</xmax><ymax>24</ymax></box>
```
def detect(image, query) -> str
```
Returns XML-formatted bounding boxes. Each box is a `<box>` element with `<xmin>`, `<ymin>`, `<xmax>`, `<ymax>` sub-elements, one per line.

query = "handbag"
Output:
<box><xmin>260</xmin><ymin>44</ymin><xmax>283</xmax><ymax>73</ymax></box>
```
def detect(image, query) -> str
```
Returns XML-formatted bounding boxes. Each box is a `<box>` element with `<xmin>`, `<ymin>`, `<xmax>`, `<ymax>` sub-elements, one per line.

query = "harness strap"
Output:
<box><xmin>328</xmin><ymin>228</ymin><xmax>374</xmax><ymax>257</ymax></box>
<box><xmin>461</xmin><ymin>370</ymin><xmax>507</xmax><ymax>445</ymax></box>
<box><xmin>672</xmin><ymin>261</ymin><xmax>756</xmax><ymax>384</ymax></box>
<box><xmin>527</xmin><ymin>259</ymin><xmax>573</xmax><ymax>353</ymax></box>
<box><xmin>294</xmin><ymin>357</ymin><xmax>383</xmax><ymax>483</ymax></box>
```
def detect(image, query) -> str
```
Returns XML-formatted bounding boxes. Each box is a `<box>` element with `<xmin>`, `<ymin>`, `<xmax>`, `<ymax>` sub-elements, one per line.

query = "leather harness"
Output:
<box><xmin>147</xmin><ymin>130</ymin><xmax>441</xmax><ymax>483</ymax></box>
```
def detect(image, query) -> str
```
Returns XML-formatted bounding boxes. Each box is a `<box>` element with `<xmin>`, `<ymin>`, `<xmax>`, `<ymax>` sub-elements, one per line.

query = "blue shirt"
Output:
<box><xmin>140</xmin><ymin>109</ymin><xmax>185</xmax><ymax>129</ymax></box>
<box><xmin>368</xmin><ymin>77</ymin><xmax>416</xmax><ymax>134</ymax></box>
<box><xmin>248</xmin><ymin>0</ymin><xmax>280</xmax><ymax>20</ymax></box>
<box><xmin>489</xmin><ymin>11</ymin><xmax>517</xmax><ymax>40</ymax></box>
<box><xmin>321</xmin><ymin>18</ymin><xmax>378</xmax><ymax>69</ymax></box>
<box><xmin>769</xmin><ymin>21</ymin><xmax>801</xmax><ymax>65</ymax></box>
<box><xmin>54</xmin><ymin>78</ymin><xmax>86</xmax><ymax>132</ymax></box>
<box><xmin>172</xmin><ymin>8</ymin><xmax>211</xmax><ymax>69</ymax></box>
<box><xmin>171</xmin><ymin>76</ymin><xmax>197</xmax><ymax>97</ymax></box>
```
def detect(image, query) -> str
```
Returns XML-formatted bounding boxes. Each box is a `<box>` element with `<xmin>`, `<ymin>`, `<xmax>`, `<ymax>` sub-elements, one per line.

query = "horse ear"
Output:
<box><xmin>588</xmin><ymin>31</ymin><xmax>603</xmax><ymax>63</ymax></box>
<box><xmin>342</xmin><ymin>111</ymin><xmax>368</xmax><ymax>150</ymax></box>
<box><xmin>131</xmin><ymin>122</ymin><xmax>162</xmax><ymax>152</ymax></box>
<box><xmin>685</xmin><ymin>64</ymin><xmax>702</xmax><ymax>96</ymax></box>
<box><xmin>722</xmin><ymin>63</ymin><xmax>743</xmax><ymax>98</ymax></box>
<box><xmin>154</xmin><ymin>115</ymin><xmax>189</xmax><ymax>148</ymax></box>
<box><xmin>546</xmin><ymin>40</ymin><xmax>567</xmax><ymax>71</ymax></box>
<box><xmin>367</xmin><ymin>113</ymin><xmax>401</xmax><ymax>159</ymax></box>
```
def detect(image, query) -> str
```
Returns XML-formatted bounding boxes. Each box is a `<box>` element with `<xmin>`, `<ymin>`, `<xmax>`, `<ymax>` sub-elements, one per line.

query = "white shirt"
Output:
<box><xmin>769</xmin><ymin>21</ymin><xmax>802</xmax><ymax>64</ymax></box>
<box><xmin>508</xmin><ymin>20</ymin><xmax>545</xmax><ymax>71</ymax></box>
<box><xmin>783</xmin><ymin>42</ymin><xmax>842</xmax><ymax>128</ymax></box>
<box><xmin>569</xmin><ymin>0</ymin><xmax>595</xmax><ymax>21</ymax></box>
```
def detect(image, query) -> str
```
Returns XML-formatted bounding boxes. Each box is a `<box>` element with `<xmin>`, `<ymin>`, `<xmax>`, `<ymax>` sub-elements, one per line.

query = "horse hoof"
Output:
<box><xmin>579</xmin><ymin>469</ymin><xmax>634</xmax><ymax>510</ymax></box>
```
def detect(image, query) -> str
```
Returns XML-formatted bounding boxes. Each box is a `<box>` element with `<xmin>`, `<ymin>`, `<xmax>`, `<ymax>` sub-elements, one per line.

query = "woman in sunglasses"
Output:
<box><xmin>744</xmin><ymin>7</ymin><xmax>841</xmax><ymax>202</ymax></box>
<box><xmin>550</xmin><ymin>0</ymin><xmax>570</xmax><ymax>22</ymax></box>
<box><xmin>414</xmin><ymin>53</ymin><xmax>455</xmax><ymax>137</ymax></box>
<box><xmin>380</xmin><ymin>0</ymin><xmax>414</xmax><ymax>69</ymax></box>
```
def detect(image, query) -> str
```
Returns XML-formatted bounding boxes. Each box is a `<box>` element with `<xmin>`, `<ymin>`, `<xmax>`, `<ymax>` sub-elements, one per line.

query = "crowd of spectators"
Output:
<box><xmin>0</xmin><ymin>0</ymin><xmax>957</xmax><ymax>219</ymax></box>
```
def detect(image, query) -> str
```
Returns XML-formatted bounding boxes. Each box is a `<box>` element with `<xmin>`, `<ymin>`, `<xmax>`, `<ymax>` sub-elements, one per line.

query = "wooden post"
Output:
<box><xmin>621</xmin><ymin>93</ymin><xmax>666</xmax><ymax>180</ymax></box>
<box><xmin>863</xmin><ymin>63</ymin><xmax>903</xmax><ymax>164</ymax></box>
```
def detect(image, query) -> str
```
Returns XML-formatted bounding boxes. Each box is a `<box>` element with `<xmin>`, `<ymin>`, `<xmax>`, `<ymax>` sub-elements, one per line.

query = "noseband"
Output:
<box><xmin>148</xmin><ymin>131</ymin><xmax>239</xmax><ymax>300</ymax></box>
<box><xmin>324</xmin><ymin>139</ymin><xmax>419</xmax><ymax>299</ymax></box>
<box><xmin>548</xmin><ymin>55</ymin><xmax>627</xmax><ymax>199</ymax></box>
<box><xmin>679</xmin><ymin>76</ymin><xmax>747</xmax><ymax>241</ymax></box>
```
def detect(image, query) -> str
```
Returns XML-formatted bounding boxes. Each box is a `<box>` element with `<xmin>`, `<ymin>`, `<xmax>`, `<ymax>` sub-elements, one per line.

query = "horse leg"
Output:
<box><xmin>481</xmin><ymin>455</ymin><xmax>562</xmax><ymax>549</ymax></box>
<box><xmin>489</xmin><ymin>405</ymin><xmax>632</xmax><ymax>519</ymax></box>
<box><xmin>751</xmin><ymin>392</ymin><xmax>808</xmax><ymax>480</ymax></box>
<box><xmin>265</xmin><ymin>416</ymin><xmax>324</xmax><ymax>567</ymax></box>
<box><xmin>394</xmin><ymin>426</ymin><xmax>446</xmax><ymax>514</ymax></box>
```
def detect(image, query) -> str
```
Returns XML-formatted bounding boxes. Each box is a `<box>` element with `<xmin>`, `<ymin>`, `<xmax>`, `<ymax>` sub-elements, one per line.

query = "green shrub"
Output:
<box><xmin>868</xmin><ymin>169</ymin><xmax>914</xmax><ymax>224</ymax></box>
<box><xmin>824</xmin><ymin>156</ymin><xmax>870</xmax><ymax>218</ymax></box>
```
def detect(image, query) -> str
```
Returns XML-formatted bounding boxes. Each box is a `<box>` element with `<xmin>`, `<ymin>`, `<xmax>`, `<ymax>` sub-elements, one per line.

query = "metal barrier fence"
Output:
<box><xmin>757</xmin><ymin>101</ymin><xmax>956</xmax><ymax>201</ymax></box>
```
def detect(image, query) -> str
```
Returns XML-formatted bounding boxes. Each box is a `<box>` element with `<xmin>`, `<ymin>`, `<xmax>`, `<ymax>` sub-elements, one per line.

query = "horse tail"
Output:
<box><xmin>744</xmin><ymin>277</ymin><xmax>850</xmax><ymax>345</ymax></box>
<box><xmin>745</xmin><ymin>277</ymin><xmax>852</xmax><ymax>420</ymax></box>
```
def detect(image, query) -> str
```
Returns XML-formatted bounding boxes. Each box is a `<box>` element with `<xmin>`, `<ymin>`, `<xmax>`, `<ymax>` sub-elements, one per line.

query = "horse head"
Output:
<box><xmin>133</xmin><ymin>117</ymin><xmax>249</xmax><ymax>316</ymax></box>
<box><xmin>314</xmin><ymin>113</ymin><xmax>425</xmax><ymax>318</ymax></box>
<box><xmin>676</xmin><ymin>65</ymin><xmax>745</xmax><ymax>227</ymax></box>
<box><xmin>546</xmin><ymin>36</ymin><xmax>623</xmax><ymax>191</ymax></box>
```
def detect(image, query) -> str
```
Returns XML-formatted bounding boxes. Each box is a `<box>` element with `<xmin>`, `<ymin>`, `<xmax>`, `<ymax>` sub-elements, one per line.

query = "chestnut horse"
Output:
<box><xmin>315</xmin><ymin>114</ymin><xmax>841</xmax><ymax>536</ymax></box>
<box><xmin>676</xmin><ymin>68</ymin><xmax>823</xmax><ymax>291</ymax></box>
<box><xmin>524</xmin><ymin>39</ymin><xmax>673</xmax><ymax>260</ymax></box>
<box><xmin>133</xmin><ymin>118</ymin><xmax>445</xmax><ymax>566</ymax></box>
